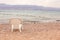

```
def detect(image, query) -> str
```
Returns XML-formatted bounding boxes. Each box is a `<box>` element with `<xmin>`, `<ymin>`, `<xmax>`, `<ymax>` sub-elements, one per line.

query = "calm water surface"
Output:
<box><xmin>0</xmin><ymin>10</ymin><xmax>60</xmax><ymax>23</ymax></box>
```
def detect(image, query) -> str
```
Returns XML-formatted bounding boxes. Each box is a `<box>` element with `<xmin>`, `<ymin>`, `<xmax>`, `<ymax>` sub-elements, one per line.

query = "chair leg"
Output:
<box><xmin>11</xmin><ymin>25</ymin><xmax>14</xmax><ymax>32</ymax></box>
<box><xmin>19</xmin><ymin>24</ymin><xmax>22</xmax><ymax>32</ymax></box>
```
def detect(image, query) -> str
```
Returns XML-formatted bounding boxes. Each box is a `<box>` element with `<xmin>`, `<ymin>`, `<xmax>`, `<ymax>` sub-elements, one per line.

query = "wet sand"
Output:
<box><xmin>0</xmin><ymin>21</ymin><xmax>60</xmax><ymax>40</ymax></box>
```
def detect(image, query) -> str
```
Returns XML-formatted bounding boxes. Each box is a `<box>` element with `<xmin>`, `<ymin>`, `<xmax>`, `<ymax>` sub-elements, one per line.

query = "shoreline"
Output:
<box><xmin>0</xmin><ymin>19</ymin><xmax>60</xmax><ymax>24</ymax></box>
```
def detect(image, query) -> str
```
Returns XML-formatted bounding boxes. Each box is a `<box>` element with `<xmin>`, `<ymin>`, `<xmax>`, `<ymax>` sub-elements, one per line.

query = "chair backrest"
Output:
<box><xmin>10</xmin><ymin>18</ymin><xmax>22</xmax><ymax>25</ymax></box>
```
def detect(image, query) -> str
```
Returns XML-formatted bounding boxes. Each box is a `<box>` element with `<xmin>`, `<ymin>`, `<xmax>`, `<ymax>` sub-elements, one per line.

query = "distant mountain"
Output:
<box><xmin>0</xmin><ymin>4</ymin><xmax>60</xmax><ymax>11</ymax></box>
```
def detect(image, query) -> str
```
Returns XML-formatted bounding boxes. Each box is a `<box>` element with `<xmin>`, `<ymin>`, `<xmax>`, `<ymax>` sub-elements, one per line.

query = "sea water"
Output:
<box><xmin>0</xmin><ymin>10</ymin><xmax>60</xmax><ymax>23</ymax></box>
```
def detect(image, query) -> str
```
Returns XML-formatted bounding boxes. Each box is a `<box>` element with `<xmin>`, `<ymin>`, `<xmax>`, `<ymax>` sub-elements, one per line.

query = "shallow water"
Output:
<box><xmin>0</xmin><ymin>10</ymin><xmax>60</xmax><ymax>23</ymax></box>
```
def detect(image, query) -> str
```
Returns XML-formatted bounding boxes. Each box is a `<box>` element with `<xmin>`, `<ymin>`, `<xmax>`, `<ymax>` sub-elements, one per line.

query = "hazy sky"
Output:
<box><xmin>0</xmin><ymin>0</ymin><xmax>60</xmax><ymax>8</ymax></box>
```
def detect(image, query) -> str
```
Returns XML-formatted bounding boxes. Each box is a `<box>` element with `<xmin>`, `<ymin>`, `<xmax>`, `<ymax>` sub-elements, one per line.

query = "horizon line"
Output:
<box><xmin>0</xmin><ymin>3</ymin><xmax>60</xmax><ymax>9</ymax></box>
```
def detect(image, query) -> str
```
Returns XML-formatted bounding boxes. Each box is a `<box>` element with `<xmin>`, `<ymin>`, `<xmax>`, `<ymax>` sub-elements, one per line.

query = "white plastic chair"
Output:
<box><xmin>10</xmin><ymin>18</ymin><xmax>23</xmax><ymax>32</ymax></box>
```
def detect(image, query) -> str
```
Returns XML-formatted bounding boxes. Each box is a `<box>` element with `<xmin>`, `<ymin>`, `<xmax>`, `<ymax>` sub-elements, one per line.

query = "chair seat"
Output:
<box><xmin>12</xmin><ymin>24</ymin><xmax>22</xmax><ymax>29</ymax></box>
